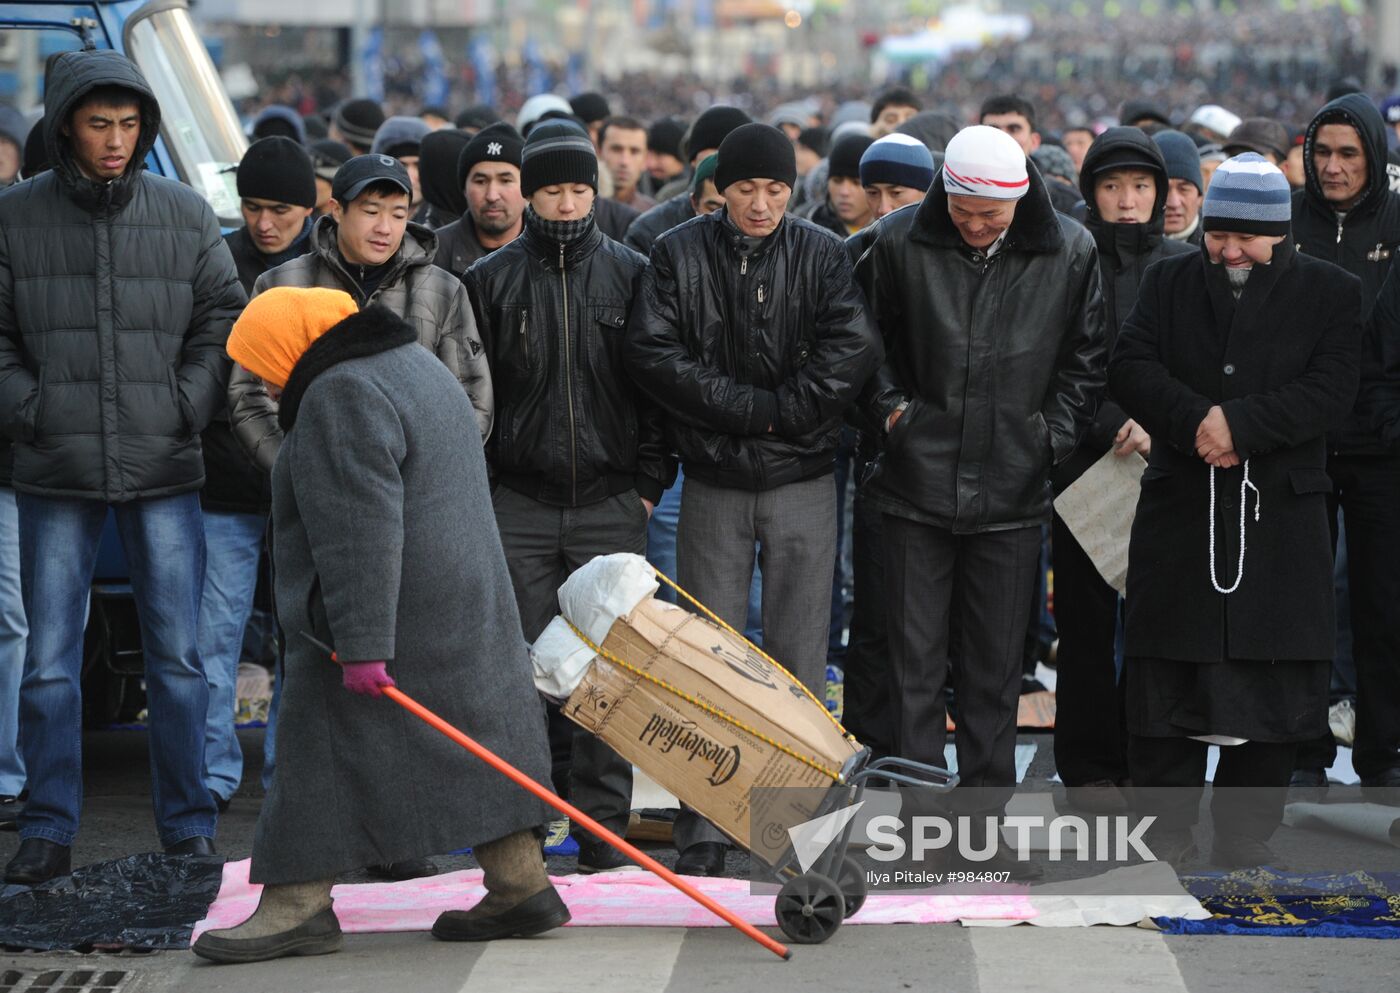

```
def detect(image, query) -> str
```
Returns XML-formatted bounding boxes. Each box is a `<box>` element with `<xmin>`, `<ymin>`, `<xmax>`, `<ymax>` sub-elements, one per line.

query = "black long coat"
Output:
<box><xmin>1109</xmin><ymin>241</ymin><xmax>1361</xmax><ymax>663</ymax></box>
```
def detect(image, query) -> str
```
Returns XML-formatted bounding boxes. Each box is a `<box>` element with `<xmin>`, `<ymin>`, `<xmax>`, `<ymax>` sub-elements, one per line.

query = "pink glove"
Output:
<box><xmin>342</xmin><ymin>660</ymin><xmax>395</xmax><ymax>698</ymax></box>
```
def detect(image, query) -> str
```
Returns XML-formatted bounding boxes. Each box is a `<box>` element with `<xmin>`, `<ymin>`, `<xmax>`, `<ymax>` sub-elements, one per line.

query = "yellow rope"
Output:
<box><xmin>649</xmin><ymin>569</ymin><xmax>853</xmax><ymax>742</ymax></box>
<box><xmin>563</xmin><ymin>618</ymin><xmax>844</xmax><ymax>783</ymax></box>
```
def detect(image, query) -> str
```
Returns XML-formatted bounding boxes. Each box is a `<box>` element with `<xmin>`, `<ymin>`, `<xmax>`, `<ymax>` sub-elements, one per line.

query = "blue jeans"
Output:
<box><xmin>0</xmin><ymin>488</ymin><xmax>27</xmax><ymax>797</ymax></box>
<box><xmin>646</xmin><ymin>466</ymin><xmax>763</xmax><ymax>641</ymax></box>
<box><xmin>17</xmin><ymin>492</ymin><xmax>216</xmax><ymax>846</ymax></box>
<box><xmin>197</xmin><ymin>510</ymin><xmax>265</xmax><ymax>802</ymax></box>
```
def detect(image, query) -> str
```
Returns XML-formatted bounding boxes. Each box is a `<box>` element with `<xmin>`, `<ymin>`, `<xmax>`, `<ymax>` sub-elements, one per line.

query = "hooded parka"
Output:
<box><xmin>1293</xmin><ymin>93</ymin><xmax>1400</xmax><ymax>455</ymax></box>
<box><xmin>0</xmin><ymin>50</ymin><xmax>245</xmax><ymax>501</ymax></box>
<box><xmin>1063</xmin><ymin>127</ymin><xmax>1195</xmax><ymax>482</ymax></box>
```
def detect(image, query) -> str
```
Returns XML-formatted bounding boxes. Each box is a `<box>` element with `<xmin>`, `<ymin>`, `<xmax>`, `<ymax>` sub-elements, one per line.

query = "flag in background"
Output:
<box><xmin>419</xmin><ymin>30</ymin><xmax>449</xmax><ymax>107</ymax></box>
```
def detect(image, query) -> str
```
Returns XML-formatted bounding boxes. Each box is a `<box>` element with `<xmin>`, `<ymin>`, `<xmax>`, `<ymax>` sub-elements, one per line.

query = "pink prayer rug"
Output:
<box><xmin>193</xmin><ymin>860</ymin><xmax>1034</xmax><ymax>938</ymax></box>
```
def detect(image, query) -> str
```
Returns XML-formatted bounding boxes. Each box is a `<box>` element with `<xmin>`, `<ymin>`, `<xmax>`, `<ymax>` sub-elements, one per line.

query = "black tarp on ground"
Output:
<box><xmin>0</xmin><ymin>853</ymin><xmax>224</xmax><ymax>950</ymax></box>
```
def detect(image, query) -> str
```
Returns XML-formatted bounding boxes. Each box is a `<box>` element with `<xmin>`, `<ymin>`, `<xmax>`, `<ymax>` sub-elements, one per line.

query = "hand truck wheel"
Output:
<box><xmin>774</xmin><ymin>872</ymin><xmax>844</xmax><ymax>944</ymax></box>
<box><xmin>836</xmin><ymin>854</ymin><xmax>869</xmax><ymax>919</ymax></box>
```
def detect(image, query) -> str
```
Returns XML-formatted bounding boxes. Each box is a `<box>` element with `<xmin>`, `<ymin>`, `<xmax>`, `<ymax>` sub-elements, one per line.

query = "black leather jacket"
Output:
<box><xmin>464</xmin><ymin>216</ymin><xmax>671</xmax><ymax>506</ymax></box>
<box><xmin>623</xmin><ymin>192</ymin><xmax>694</xmax><ymax>256</ymax></box>
<box><xmin>851</xmin><ymin>165</ymin><xmax>1107</xmax><ymax>533</ymax></box>
<box><xmin>625</xmin><ymin>209</ymin><xmax>881</xmax><ymax>491</ymax></box>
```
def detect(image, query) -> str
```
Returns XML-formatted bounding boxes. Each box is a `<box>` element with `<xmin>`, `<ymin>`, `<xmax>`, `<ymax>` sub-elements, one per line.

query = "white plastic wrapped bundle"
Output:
<box><xmin>529</xmin><ymin>553</ymin><xmax>659</xmax><ymax>700</ymax></box>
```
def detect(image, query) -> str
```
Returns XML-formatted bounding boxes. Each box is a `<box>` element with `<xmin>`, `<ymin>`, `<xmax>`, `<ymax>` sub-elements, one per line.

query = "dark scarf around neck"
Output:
<box><xmin>525</xmin><ymin>203</ymin><xmax>596</xmax><ymax>247</ymax></box>
<box><xmin>278</xmin><ymin>306</ymin><xmax>418</xmax><ymax>432</ymax></box>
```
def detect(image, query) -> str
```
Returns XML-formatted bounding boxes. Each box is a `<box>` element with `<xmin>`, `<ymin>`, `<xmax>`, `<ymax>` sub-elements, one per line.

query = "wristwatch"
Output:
<box><xmin>886</xmin><ymin>400</ymin><xmax>910</xmax><ymax>434</ymax></box>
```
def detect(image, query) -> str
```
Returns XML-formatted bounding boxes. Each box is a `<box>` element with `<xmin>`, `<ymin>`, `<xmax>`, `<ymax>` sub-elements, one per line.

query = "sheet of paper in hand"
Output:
<box><xmin>1052</xmin><ymin>450</ymin><xmax>1147</xmax><ymax>596</ymax></box>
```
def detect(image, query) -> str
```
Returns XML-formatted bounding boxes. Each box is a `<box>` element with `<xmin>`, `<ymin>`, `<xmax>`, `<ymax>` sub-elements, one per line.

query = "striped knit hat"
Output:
<box><xmin>1202</xmin><ymin>153</ymin><xmax>1291</xmax><ymax>236</ymax></box>
<box><xmin>942</xmin><ymin>125</ymin><xmax>1029</xmax><ymax>201</ymax></box>
<box><xmin>860</xmin><ymin>133</ymin><xmax>935</xmax><ymax>192</ymax></box>
<box><xmin>521</xmin><ymin>119</ymin><xmax>598</xmax><ymax>198</ymax></box>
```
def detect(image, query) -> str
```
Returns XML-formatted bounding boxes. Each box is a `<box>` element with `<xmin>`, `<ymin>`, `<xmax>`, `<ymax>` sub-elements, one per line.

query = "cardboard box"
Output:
<box><xmin>563</xmin><ymin>598</ymin><xmax>862</xmax><ymax>864</ymax></box>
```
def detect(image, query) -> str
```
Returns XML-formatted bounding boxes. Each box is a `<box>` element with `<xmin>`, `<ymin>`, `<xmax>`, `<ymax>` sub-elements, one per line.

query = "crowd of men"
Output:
<box><xmin>2</xmin><ymin>42</ymin><xmax>1400</xmax><ymax>923</ymax></box>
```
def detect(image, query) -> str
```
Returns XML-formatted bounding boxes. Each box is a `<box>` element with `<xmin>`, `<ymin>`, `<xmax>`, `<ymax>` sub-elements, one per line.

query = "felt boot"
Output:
<box><xmin>192</xmin><ymin>878</ymin><xmax>340</xmax><ymax>963</ymax></box>
<box><xmin>432</xmin><ymin>830</ymin><xmax>569</xmax><ymax>941</ymax></box>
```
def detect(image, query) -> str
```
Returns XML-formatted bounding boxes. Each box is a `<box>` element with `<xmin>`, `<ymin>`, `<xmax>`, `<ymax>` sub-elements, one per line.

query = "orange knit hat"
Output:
<box><xmin>226</xmin><ymin>286</ymin><xmax>360</xmax><ymax>389</ymax></box>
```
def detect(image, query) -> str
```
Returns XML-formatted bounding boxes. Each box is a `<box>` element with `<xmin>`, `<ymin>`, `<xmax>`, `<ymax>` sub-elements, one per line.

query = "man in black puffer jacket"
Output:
<box><xmin>467</xmin><ymin>120</ymin><xmax>671</xmax><ymax>876</ymax></box>
<box><xmin>627</xmin><ymin>124</ymin><xmax>880</xmax><ymax>877</ymax></box>
<box><xmin>1053</xmin><ymin>127</ymin><xmax>1193</xmax><ymax>812</ymax></box>
<box><xmin>1291</xmin><ymin>93</ymin><xmax>1400</xmax><ymax>791</ymax></box>
<box><xmin>0</xmin><ymin>50</ymin><xmax>245</xmax><ymax>884</ymax></box>
<box><xmin>853</xmin><ymin>126</ymin><xmax>1104</xmax><ymax>867</ymax></box>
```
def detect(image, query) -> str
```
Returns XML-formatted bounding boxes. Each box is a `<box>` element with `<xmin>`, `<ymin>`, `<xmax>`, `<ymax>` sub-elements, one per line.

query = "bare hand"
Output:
<box><xmin>1114</xmin><ymin>418</ymin><xmax>1151</xmax><ymax>458</ymax></box>
<box><xmin>886</xmin><ymin>408</ymin><xmax>904</xmax><ymax>434</ymax></box>
<box><xmin>641</xmin><ymin>498</ymin><xmax>655</xmax><ymax>518</ymax></box>
<box><xmin>1195</xmin><ymin>406</ymin><xmax>1236</xmax><ymax>465</ymax></box>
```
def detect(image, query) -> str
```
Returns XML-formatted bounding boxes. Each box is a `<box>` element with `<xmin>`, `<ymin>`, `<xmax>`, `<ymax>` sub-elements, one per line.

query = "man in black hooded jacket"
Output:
<box><xmin>1290</xmin><ymin>94</ymin><xmax>1400</xmax><ymax>793</ymax></box>
<box><xmin>1053</xmin><ymin>127</ymin><xmax>1193</xmax><ymax>812</ymax></box>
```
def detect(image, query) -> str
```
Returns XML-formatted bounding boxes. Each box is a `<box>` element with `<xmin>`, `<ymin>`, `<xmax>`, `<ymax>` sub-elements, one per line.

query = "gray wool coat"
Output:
<box><xmin>250</xmin><ymin>306</ymin><xmax>551</xmax><ymax>885</ymax></box>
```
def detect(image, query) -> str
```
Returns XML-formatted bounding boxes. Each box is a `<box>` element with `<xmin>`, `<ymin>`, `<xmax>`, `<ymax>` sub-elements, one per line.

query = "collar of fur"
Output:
<box><xmin>278</xmin><ymin>305</ymin><xmax>417</xmax><ymax>432</ymax></box>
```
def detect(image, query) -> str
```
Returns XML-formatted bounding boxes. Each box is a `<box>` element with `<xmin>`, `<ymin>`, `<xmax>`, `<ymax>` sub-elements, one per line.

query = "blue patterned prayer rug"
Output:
<box><xmin>1154</xmin><ymin>868</ymin><xmax>1400</xmax><ymax>938</ymax></box>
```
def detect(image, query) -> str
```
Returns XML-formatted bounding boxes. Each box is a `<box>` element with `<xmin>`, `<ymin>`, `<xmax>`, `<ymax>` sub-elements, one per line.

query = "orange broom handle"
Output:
<box><xmin>379</xmin><ymin>685</ymin><xmax>793</xmax><ymax>961</ymax></box>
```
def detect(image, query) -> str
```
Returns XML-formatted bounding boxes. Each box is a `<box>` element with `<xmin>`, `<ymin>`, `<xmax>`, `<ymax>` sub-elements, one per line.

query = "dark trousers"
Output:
<box><xmin>843</xmin><ymin>488</ymin><xmax>892</xmax><ymax>756</ymax></box>
<box><xmin>1297</xmin><ymin>455</ymin><xmax>1400</xmax><ymax>779</ymax></box>
<box><xmin>672</xmin><ymin>474</ymin><xmax>838</xmax><ymax>850</ymax></box>
<box><xmin>1129</xmin><ymin>735</ymin><xmax>1296</xmax><ymax>840</ymax></box>
<box><xmin>1051</xmin><ymin>512</ymin><xmax>1128</xmax><ymax>785</ymax></box>
<box><xmin>492</xmin><ymin>485</ymin><xmax>649</xmax><ymax>838</ymax></box>
<box><xmin>883</xmin><ymin>517</ymin><xmax>1040</xmax><ymax>788</ymax></box>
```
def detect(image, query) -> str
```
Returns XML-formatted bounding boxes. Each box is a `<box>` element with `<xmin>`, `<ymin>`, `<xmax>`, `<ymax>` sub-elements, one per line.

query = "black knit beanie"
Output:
<box><xmin>798</xmin><ymin>126</ymin><xmax>830</xmax><ymax>158</ymax></box>
<box><xmin>714</xmin><ymin>123</ymin><xmax>797</xmax><ymax>192</ymax></box>
<box><xmin>686</xmin><ymin>106</ymin><xmax>752</xmax><ymax>161</ymax></box>
<box><xmin>570</xmin><ymin>92</ymin><xmax>611</xmax><ymax>124</ymax></box>
<box><xmin>521</xmin><ymin>120</ymin><xmax>598</xmax><ymax>198</ymax></box>
<box><xmin>458</xmin><ymin>122</ymin><xmax>524</xmax><ymax>189</ymax></box>
<box><xmin>456</xmin><ymin>104</ymin><xmax>502</xmax><ymax>131</ymax></box>
<box><xmin>828</xmin><ymin>133</ymin><xmax>875</xmax><ymax>180</ymax></box>
<box><xmin>236</xmin><ymin>136</ymin><xmax>317</xmax><ymax>208</ymax></box>
<box><xmin>333</xmin><ymin>98</ymin><xmax>385</xmax><ymax>150</ymax></box>
<box><xmin>648</xmin><ymin>117</ymin><xmax>687</xmax><ymax>160</ymax></box>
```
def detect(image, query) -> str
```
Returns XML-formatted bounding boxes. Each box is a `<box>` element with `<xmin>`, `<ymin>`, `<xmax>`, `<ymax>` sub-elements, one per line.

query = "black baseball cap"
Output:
<box><xmin>331</xmin><ymin>153</ymin><xmax>412</xmax><ymax>204</ymax></box>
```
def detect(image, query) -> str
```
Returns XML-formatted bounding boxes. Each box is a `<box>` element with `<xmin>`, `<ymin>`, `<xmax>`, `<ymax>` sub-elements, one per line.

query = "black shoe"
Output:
<box><xmin>4</xmin><ymin>837</ymin><xmax>72</xmax><ymax>885</ymax></box>
<box><xmin>1360</xmin><ymin>768</ymin><xmax>1400</xmax><ymax>806</ymax></box>
<box><xmin>1288</xmin><ymin>768</ymin><xmax>1328</xmax><ymax>789</ymax></box>
<box><xmin>1144</xmin><ymin>827</ymin><xmax>1197</xmax><ymax>867</ymax></box>
<box><xmin>576</xmin><ymin>840</ymin><xmax>641</xmax><ymax>875</ymax></box>
<box><xmin>366</xmin><ymin>857</ymin><xmax>439</xmax><ymax>881</ymax></box>
<box><xmin>166</xmin><ymin>836</ymin><xmax>217</xmax><ymax>857</ymax></box>
<box><xmin>432</xmin><ymin>887</ymin><xmax>570</xmax><ymax>942</ymax></box>
<box><xmin>191</xmin><ymin>907</ymin><xmax>342</xmax><ymax>964</ymax></box>
<box><xmin>0</xmin><ymin>795</ymin><xmax>18</xmax><ymax>831</ymax></box>
<box><xmin>673</xmin><ymin>842</ymin><xmax>727</xmax><ymax>877</ymax></box>
<box><xmin>1210</xmin><ymin>834</ymin><xmax>1288</xmax><ymax>871</ymax></box>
